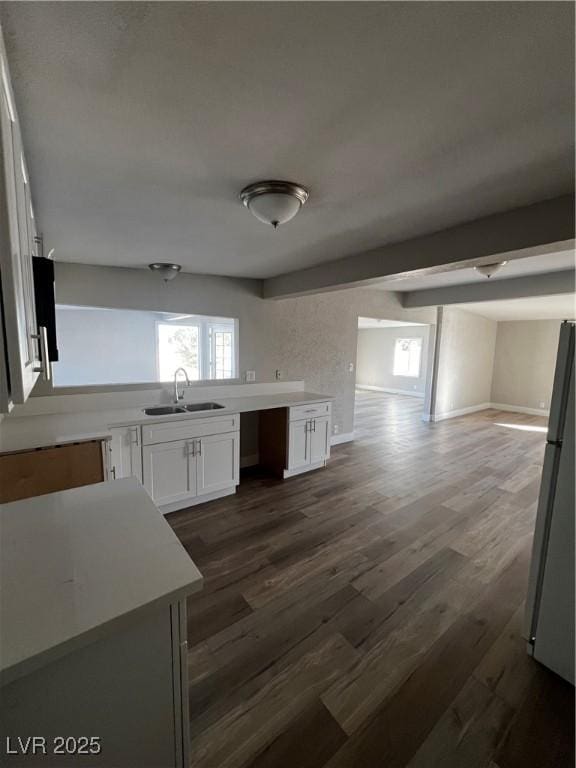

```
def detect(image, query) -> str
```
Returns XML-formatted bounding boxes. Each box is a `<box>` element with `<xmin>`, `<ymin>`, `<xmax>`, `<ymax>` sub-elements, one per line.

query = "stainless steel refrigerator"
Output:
<box><xmin>524</xmin><ymin>320</ymin><xmax>575</xmax><ymax>685</ymax></box>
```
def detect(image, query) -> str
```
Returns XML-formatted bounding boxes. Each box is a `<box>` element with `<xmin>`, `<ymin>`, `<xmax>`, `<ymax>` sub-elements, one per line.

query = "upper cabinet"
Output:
<box><xmin>0</xmin><ymin>24</ymin><xmax>44</xmax><ymax>410</ymax></box>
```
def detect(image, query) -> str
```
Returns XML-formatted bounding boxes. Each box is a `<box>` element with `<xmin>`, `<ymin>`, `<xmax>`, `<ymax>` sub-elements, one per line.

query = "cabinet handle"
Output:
<box><xmin>32</xmin><ymin>326</ymin><xmax>51</xmax><ymax>382</ymax></box>
<box><xmin>196</xmin><ymin>439</ymin><xmax>202</xmax><ymax>456</ymax></box>
<box><xmin>312</xmin><ymin>419</ymin><xmax>316</xmax><ymax>432</ymax></box>
<box><xmin>131</xmin><ymin>427</ymin><xmax>140</xmax><ymax>447</ymax></box>
<box><xmin>186</xmin><ymin>441</ymin><xmax>195</xmax><ymax>457</ymax></box>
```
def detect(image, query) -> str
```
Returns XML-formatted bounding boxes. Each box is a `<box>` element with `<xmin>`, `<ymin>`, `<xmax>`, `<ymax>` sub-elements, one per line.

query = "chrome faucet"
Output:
<box><xmin>173</xmin><ymin>368</ymin><xmax>190</xmax><ymax>403</ymax></box>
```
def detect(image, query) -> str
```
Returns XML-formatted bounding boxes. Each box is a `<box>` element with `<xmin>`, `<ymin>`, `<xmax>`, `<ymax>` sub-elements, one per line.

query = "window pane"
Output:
<box><xmin>393</xmin><ymin>338</ymin><xmax>422</xmax><ymax>378</ymax></box>
<box><xmin>213</xmin><ymin>330</ymin><xmax>233</xmax><ymax>379</ymax></box>
<box><xmin>157</xmin><ymin>324</ymin><xmax>200</xmax><ymax>381</ymax></box>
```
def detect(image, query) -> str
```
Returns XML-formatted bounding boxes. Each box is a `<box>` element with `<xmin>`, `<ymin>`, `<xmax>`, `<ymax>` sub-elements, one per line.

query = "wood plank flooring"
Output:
<box><xmin>168</xmin><ymin>390</ymin><xmax>574</xmax><ymax>768</ymax></box>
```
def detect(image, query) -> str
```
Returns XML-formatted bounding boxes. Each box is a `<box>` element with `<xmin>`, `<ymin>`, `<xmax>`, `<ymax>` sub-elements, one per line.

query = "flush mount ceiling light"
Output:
<box><xmin>240</xmin><ymin>180</ymin><xmax>309</xmax><ymax>229</ymax></box>
<box><xmin>474</xmin><ymin>261</ymin><xmax>508</xmax><ymax>279</ymax></box>
<box><xmin>148</xmin><ymin>263</ymin><xmax>181</xmax><ymax>282</ymax></box>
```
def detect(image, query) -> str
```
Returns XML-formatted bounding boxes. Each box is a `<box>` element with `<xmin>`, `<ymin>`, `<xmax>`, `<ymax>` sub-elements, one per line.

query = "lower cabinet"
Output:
<box><xmin>309</xmin><ymin>415</ymin><xmax>331</xmax><ymax>464</ymax></box>
<box><xmin>142</xmin><ymin>428</ymin><xmax>239</xmax><ymax>513</ymax></box>
<box><xmin>143</xmin><ymin>439</ymin><xmax>197</xmax><ymax>509</ymax></box>
<box><xmin>109</xmin><ymin>426</ymin><xmax>143</xmax><ymax>483</ymax></box>
<box><xmin>287</xmin><ymin>414</ymin><xmax>330</xmax><ymax>476</ymax></box>
<box><xmin>260</xmin><ymin>402</ymin><xmax>332</xmax><ymax>479</ymax></box>
<box><xmin>287</xmin><ymin>418</ymin><xmax>310</xmax><ymax>472</ymax></box>
<box><xmin>0</xmin><ymin>600</ymin><xmax>190</xmax><ymax>768</ymax></box>
<box><xmin>0</xmin><ymin>440</ymin><xmax>106</xmax><ymax>503</ymax></box>
<box><xmin>196</xmin><ymin>432</ymin><xmax>240</xmax><ymax>495</ymax></box>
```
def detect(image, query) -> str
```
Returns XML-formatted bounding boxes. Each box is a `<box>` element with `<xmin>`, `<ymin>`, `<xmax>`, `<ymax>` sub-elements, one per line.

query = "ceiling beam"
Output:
<box><xmin>263</xmin><ymin>195</ymin><xmax>575</xmax><ymax>298</ymax></box>
<box><xmin>402</xmin><ymin>269</ymin><xmax>575</xmax><ymax>308</ymax></box>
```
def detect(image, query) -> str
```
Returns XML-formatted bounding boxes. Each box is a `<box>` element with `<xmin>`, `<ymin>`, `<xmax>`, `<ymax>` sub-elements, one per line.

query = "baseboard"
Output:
<box><xmin>428</xmin><ymin>401</ymin><xmax>549</xmax><ymax>422</ymax></box>
<box><xmin>356</xmin><ymin>385</ymin><xmax>424</xmax><ymax>398</ymax></box>
<box><xmin>431</xmin><ymin>403</ymin><xmax>492</xmax><ymax>422</ymax></box>
<box><xmin>331</xmin><ymin>431</ymin><xmax>355</xmax><ymax>446</ymax></box>
<box><xmin>283</xmin><ymin>460</ymin><xmax>327</xmax><ymax>479</ymax></box>
<box><xmin>159</xmin><ymin>486</ymin><xmax>236</xmax><ymax>514</ymax></box>
<box><xmin>489</xmin><ymin>403</ymin><xmax>550</xmax><ymax>417</ymax></box>
<box><xmin>240</xmin><ymin>453</ymin><xmax>260</xmax><ymax>469</ymax></box>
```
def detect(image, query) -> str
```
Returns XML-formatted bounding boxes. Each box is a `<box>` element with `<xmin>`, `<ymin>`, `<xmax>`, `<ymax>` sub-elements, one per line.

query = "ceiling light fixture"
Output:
<box><xmin>148</xmin><ymin>263</ymin><xmax>181</xmax><ymax>282</ymax></box>
<box><xmin>474</xmin><ymin>261</ymin><xmax>508</xmax><ymax>279</ymax></box>
<box><xmin>240</xmin><ymin>180</ymin><xmax>309</xmax><ymax>229</ymax></box>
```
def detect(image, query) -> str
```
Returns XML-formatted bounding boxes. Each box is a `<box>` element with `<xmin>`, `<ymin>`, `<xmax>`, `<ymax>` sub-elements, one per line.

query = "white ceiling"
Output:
<box><xmin>358</xmin><ymin>317</ymin><xmax>425</xmax><ymax>330</ymax></box>
<box><xmin>455</xmin><ymin>294</ymin><xmax>575</xmax><ymax>322</ymax></box>
<box><xmin>1</xmin><ymin>2</ymin><xmax>574</xmax><ymax>279</ymax></box>
<box><xmin>370</xmin><ymin>250</ymin><xmax>575</xmax><ymax>293</ymax></box>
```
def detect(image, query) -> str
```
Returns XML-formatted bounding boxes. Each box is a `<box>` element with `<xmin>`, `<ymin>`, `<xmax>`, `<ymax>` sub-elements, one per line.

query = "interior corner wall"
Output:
<box><xmin>356</xmin><ymin>325</ymin><xmax>430</xmax><ymax>396</ymax></box>
<box><xmin>491</xmin><ymin>320</ymin><xmax>562</xmax><ymax>412</ymax></box>
<box><xmin>433</xmin><ymin>306</ymin><xmax>497</xmax><ymax>418</ymax></box>
<box><xmin>50</xmin><ymin>262</ymin><xmax>436</xmax><ymax>436</ymax></box>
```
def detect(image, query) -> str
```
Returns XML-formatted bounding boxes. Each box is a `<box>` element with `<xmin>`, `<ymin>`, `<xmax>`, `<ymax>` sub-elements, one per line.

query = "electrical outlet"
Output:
<box><xmin>333</xmin><ymin>424</ymin><xmax>340</xmax><ymax>434</ymax></box>
<box><xmin>275</xmin><ymin>369</ymin><xmax>282</xmax><ymax>380</ymax></box>
<box><xmin>245</xmin><ymin>370</ymin><xmax>256</xmax><ymax>383</ymax></box>
<box><xmin>348</xmin><ymin>362</ymin><xmax>354</xmax><ymax>373</ymax></box>
<box><xmin>539</xmin><ymin>400</ymin><xmax>546</xmax><ymax>409</ymax></box>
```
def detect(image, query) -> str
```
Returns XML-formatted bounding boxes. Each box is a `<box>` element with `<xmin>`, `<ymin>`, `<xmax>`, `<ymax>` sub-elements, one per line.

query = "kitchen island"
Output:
<box><xmin>0</xmin><ymin>478</ymin><xmax>203</xmax><ymax>767</ymax></box>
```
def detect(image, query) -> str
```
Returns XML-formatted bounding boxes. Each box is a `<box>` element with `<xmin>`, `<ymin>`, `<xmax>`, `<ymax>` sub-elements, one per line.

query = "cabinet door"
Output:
<box><xmin>0</xmin><ymin>69</ymin><xmax>39</xmax><ymax>403</ymax></box>
<box><xmin>143</xmin><ymin>440</ymin><xmax>196</xmax><ymax>508</ymax></box>
<box><xmin>196</xmin><ymin>432</ymin><xmax>239</xmax><ymax>496</ymax></box>
<box><xmin>110</xmin><ymin>426</ymin><xmax>143</xmax><ymax>482</ymax></box>
<box><xmin>288</xmin><ymin>419</ymin><xmax>310</xmax><ymax>471</ymax></box>
<box><xmin>310</xmin><ymin>416</ymin><xmax>331</xmax><ymax>464</ymax></box>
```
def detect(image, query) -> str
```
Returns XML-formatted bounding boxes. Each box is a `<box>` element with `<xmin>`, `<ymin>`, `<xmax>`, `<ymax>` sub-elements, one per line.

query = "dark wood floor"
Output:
<box><xmin>168</xmin><ymin>390</ymin><xmax>574</xmax><ymax>768</ymax></box>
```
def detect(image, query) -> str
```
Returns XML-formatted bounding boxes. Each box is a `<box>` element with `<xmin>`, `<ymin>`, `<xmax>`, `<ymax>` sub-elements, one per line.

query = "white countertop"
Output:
<box><xmin>0</xmin><ymin>390</ymin><xmax>333</xmax><ymax>453</ymax></box>
<box><xmin>0</xmin><ymin>478</ymin><xmax>203</xmax><ymax>686</ymax></box>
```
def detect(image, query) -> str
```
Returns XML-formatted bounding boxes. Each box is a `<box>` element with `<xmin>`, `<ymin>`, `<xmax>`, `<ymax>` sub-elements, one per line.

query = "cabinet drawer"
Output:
<box><xmin>289</xmin><ymin>402</ymin><xmax>331</xmax><ymax>422</ymax></box>
<box><xmin>142</xmin><ymin>414</ymin><xmax>239</xmax><ymax>446</ymax></box>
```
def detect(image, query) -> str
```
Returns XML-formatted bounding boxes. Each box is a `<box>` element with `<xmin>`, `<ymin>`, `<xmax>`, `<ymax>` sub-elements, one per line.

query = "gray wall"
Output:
<box><xmin>491</xmin><ymin>320</ymin><xmax>562</xmax><ymax>411</ymax></box>
<box><xmin>356</xmin><ymin>325</ymin><xmax>430</xmax><ymax>395</ymax></box>
<box><xmin>49</xmin><ymin>263</ymin><xmax>436</xmax><ymax>435</ymax></box>
<box><xmin>434</xmin><ymin>306</ymin><xmax>497</xmax><ymax>415</ymax></box>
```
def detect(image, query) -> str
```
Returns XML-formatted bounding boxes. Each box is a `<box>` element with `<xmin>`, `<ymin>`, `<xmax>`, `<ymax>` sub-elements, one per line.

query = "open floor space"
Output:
<box><xmin>168</xmin><ymin>392</ymin><xmax>574</xmax><ymax>768</ymax></box>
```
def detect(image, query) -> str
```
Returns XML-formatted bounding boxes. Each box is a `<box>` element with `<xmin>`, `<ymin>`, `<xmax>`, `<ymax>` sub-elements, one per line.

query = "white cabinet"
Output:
<box><xmin>288</xmin><ymin>419</ymin><xmax>310</xmax><ymax>471</ymax></box>
<box><xmin>109</xmin><ymin>426</ymin><xmax>143</xmax><ymax>483</ymax></box>
<box><xmin>140</xmin><ymin>415</ymin><xmax>240</xmax><ymax>513</ymax></box>
<box><xmin>143</xmin><ymin>439</ymin><xmax>197</xmax><ymax>509</ymax></box>
<box><xmin>285</xmin><ymin>407</ymin><xmax>331</xmax><ymax>478</ymax></box>
<box><xmin>0</xmin><ymin>40</ymin><xmax>42</xmax><ymax>406</ymax></box>
<box><xmin>309</xmin><ymin>414</ymin><xmax>331</xmax><ymax>464</ymax></box>
<box><xmin>196</xmin><ymin>432</ymin><xmax>239</xmax><ymax>496</ymax></box>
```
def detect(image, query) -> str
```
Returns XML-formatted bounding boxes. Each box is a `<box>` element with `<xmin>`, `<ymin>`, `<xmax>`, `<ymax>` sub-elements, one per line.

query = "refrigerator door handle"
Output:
<box><xmin>524</xmin><ymin>442</ymin><xmax>562</xmax><ymax>642</ymax></box>
<box><xmin>547</xmin><ymin>322</ymin><xmax>574</xmax><ymax>443</ymax></box>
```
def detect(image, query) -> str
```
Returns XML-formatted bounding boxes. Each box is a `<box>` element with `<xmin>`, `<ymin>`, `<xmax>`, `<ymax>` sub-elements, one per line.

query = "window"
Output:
<box><xmin>53</xmin><ymin>306</ymin><xmax>237</xmax><ymax>387</ymax></box>
<box><xmin>393</xmin><ymin>337</ymin><xmax>422</xmax><ymax>378</ymax></box>
<box><xmin>157</xmin><ymin>323</ymin><xmax>200</xmax><ymax>382</ymax></box>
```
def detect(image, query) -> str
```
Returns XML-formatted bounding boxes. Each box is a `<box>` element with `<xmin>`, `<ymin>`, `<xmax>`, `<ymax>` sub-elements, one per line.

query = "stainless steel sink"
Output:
<box><xmin>183</xmin><ymin>402</ymin><xmax>225</xmax><ymax>412</ymax></box>
<box><xmin>143</xmin><ymin>405</ymin><xmax>187</xmax><ymax>416</ymax></box>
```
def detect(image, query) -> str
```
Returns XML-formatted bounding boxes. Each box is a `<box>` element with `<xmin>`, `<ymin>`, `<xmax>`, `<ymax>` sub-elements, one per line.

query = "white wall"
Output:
<box><xmin>356</xmin><ymin>325</ymin><xmax>429</xmax><ymax>396</ymax></box>
<box><xmin>45</xmin><ymin>262</ymin><xmax>436</xmax><ymax>436</ymax></box>
<box><xmin>433</xmin><ymin>306</ymin><xmax>497</xmax><ymax>417</ymax></box>
<box><xmin>491</xmin><ymin>320</ymin><xmax>561</xmax><ymax>412</ymax></box>
<box><xmin>54</xmin><ymin>308</ymin><xmax>159</xmax><ymax>385</ymax></box>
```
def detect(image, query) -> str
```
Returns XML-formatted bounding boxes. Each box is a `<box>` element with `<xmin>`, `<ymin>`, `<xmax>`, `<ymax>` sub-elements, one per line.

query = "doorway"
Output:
<box><xmin>354</xmin><ymin>317</ymin><xmax>433</xmax><ymax>438</ymax></box>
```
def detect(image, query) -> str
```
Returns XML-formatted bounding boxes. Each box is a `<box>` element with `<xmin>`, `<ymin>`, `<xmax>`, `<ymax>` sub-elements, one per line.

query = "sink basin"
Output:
<box><xmin>143</xmin><ymin>405</ymin><xmax>187</xmax><ymax>416</ymax></box>
<box><xmin>183</xmin><ymin>402</ymin><xmax>225</xmax><ymax>412</ymax></box>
